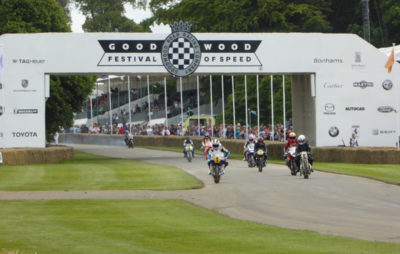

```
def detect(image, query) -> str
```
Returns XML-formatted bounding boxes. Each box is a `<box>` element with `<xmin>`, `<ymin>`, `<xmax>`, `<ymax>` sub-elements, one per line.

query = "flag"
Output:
<box><xmin>384</xmin><ymin>45</ymin><xmax>395</xmax><ymax>73</ymax></box>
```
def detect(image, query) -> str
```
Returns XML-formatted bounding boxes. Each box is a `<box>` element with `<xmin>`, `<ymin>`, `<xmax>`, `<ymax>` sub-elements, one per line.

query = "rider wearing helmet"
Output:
<box><xmin>183</xmin><ymin>136</ymin><xmax>195</xmax><ymax>158</ymax></box>
<box><xmin>285</xmin><ymin>132</ymin><xmax>298</xmax><ymax>151</ymax></box>
<box><xmin>243</xmin><ymin>134</ymin><xmax>256</xmax><ymax>161</ymax></box>
<box><xmin>254</xmin><ymin>137</ymin><xmax>267</xmax><ymax>165</ymax></box>
<box><xmin>201</xmin><ymin>132</ymin><xmax>212</xmax><ymax>151</ymax></box>
<box><xmin>295</xmin><ymin>135</ymin><xmax>313</xmax><ymax>170</ymax></box>
<box><xmin>207</xmin><ymin>139</ymin><xmax>230</xmax><ymax>174</ymax></box>
<box><xmin>124</xmin><ymin>130</ymin><xmax>133</xmax><ymax>147</ymax></box>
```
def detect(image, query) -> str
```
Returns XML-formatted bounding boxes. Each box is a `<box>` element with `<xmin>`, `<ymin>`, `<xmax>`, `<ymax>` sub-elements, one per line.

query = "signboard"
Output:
<box><xmin>0</xmin><ymin>25</ymin><xmax>399</xmax><ymax>148</ymax></box>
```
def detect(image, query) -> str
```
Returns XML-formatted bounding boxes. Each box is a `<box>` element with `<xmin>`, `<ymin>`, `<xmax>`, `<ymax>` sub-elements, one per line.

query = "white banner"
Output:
<box><xmin>0</xmin><ymin>32</ymin><xmax>399</xmax><ymax>147</ymax></box>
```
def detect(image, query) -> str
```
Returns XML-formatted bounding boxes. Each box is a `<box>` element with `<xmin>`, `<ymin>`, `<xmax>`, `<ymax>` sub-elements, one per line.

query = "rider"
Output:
<box><xmin>284</xmin><ymin>132</ymin><xmax>298</xmax><ymax>166</ymax></box>
<box><xmin>207</xmin><ymin>139</ymin><xmax>230</xmax><ymax>174</ymax></box>
<box><xmin>201</xmin><ymin>132</ymin><xmax>212</xmax><ymax>154</ymax></box>
<box><xmin>254</xmin><ymin>137</ymin><xmax>267</xmax><ymax>166</ymax></box>
<box><xmin>183</xmin><ymin>136</ymin><xmax>195</xmax><ymax>158</ymax></box>
<box><xmin>285</xmin><ymin>132</ymin><xmax>298</xmax><ymax>152</ymax></box>
<box><xmin>295</xmin><ymin>135</ymin><xmax>313</xmax><ymax>171</ymax></box>
<box><xmin>243</xmin><ymin>134</ymin><xmax>255</xmax><ymax>161</ymax></box>
<box><xmin>124</xmin><ymin>130</ymin><xmax>133</xmax><ymax>146</ymax></box>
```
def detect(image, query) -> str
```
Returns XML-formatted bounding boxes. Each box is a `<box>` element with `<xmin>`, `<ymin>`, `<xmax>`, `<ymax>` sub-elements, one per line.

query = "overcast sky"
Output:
<box><xmin>69</xmin><ymin>3</ymin><xmax>170</xmax><ymax>33</ymax></box>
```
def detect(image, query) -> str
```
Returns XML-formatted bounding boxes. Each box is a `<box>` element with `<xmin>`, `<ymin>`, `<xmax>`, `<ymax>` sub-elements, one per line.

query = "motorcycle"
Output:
<box><xmin>125</xmin><ymin>136</ymin><xmax>134</xmax><ymax>149</ymax></box>
<box><xmin>246</xmin><ymin>143</ymin><xmax>256</xmax><ymax>167</ymax></box>
<box><xmin>209</xmin><ymin>150</ymin><xmax>226</xmax><ymax>184</ymax></box>
<box><xmin>299</xmin><ymin>151</ymin><xmax>312</xmax><ymax>179</ymax></box>
<box><xmin>184</xmin><ymin>143</ymin><xmax>194</xmax><ymax>162</ymax></box>
<box><xmin>255</xmin><ymin>149</ymin><xmax>266</xmax><ymax>172</ymax></box>
<box><xmin>286</xmin><ymin>146</ymin><xmax>298</xmax><ymax>175</ymax></box>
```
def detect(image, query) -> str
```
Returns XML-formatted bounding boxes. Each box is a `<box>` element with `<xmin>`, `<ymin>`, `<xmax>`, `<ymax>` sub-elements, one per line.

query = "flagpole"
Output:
<box><xmin>256</xmin><ymin>75</ymin><xmax>260</xmax><ymax>136</ymax></box>
<box><xmin>245</xmin><ymin>75</ymin><xmax>248</xmax><ymax>139</ymax></box>
<box><xmin>164</xmin><ymin>77</ymin><xmax>168</xmax><ymax>128</ymax></box>
<box><xmin>197</xmin><ymin>76</ymin><xmax>200</xmax><ymax>136</ymax></box>
<box><xmin>180</xmin><ymin>77</ymin><xmax>184</xmax><ymax>135</ymax></box>
<box><xmin>90</xmin><ymin>95</ymin><xmax>93</xmax><ymax>130</ymax></box>
<box><xmin>221</xmin><ymin>75</ymin><xmax>225</xmax><ymax>139</ymax></box>
<box><xmin>283</xmin><ymin>75</ymin><xmax>286</xmax><ymax>142</ymax></box>
<box><xmin>232</xmin><ymin>75</ymin><xmax>236</xmax><ymax>139</ymax></box>
<box><xmin>270</xmin><ymin>75</ymin><xmax>274</xmax><ymax>141</ymax></box>
<box><xmin>108</xmin><ymin>76</ymin><xmax>112</xmax><ymax>135</ymax></box>
<box><xmin>147</xmin><ymin>75</ymin><xmax>151</xmax><ymax>122</ymax></box>
<box><xmin>128</xmin><ymin>76</ymin><xmax>132</xmax><ymax>131</ymax></box>
<box><xmin>210</xmin><ymin>75</ymin><xmax>214</xmax><ymax>137</ymax></box>
<box><xmin>394</xmin><ymin>43</ymin><xmax>400</xmax><ymax>149</ymax></box>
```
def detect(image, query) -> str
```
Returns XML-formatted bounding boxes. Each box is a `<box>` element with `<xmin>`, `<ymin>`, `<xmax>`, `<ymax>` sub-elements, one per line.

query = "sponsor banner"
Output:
<box><xmin>372</xmin><ymin>129</ymin><xmax>396</xmax><ymax>135</ymax></box>
<box><xmin>352</xmin><ymin>125</ymin><xmax>360</xmax><ymax>137</ymax></box>
<box><xmin>12</xmin><ymin>59</ymin><xmax>45</xmax><ymax>64</ymax></box>
<box><xmin>351</xmin><ymin>51</ymin><xmax>366</xmax><ymax>69</ymax></box>
<box><xmin>328</xmin><ymin>126</ymin><xmax>339</xmax><ymax>137</ymax></box>
<box><xmin>323</xmin><ymin>103</ymin><xmax>336</xmax><ymax>115</ymax></box>
<box><xmin>13</xmin><ymin>108</ymin><xmax>38</xmax><ymax>114</ymax></box>
<box><xmin>313</xmin><ymin>58</ymin><xmax>343</xmax><ymax>64</ymax></box>
<box><xmin>353</xmin><ymin>81</ymin><xmax>373</xmax><ymax>89</ymax></box>
<box><xmin>345</xmin><ymin>106</ymin><xmax>365</xmax><ymax>111</ymax></box>
<box><xmin>377</xmin><ymin>106</ymin><xmax>397</xmax><ymax>113</ymax></box>
<box><xmin>382</xmin><ymin>80</ymin><xmax>393</xmax><ymax>90</ymax></box>
<box><xmin>12</xmin><ymin>131</ymin><xmax>38</xmax><ymax>138</ymax></box>
<box><xmin>13</xmin><ymin>79</ymin><xmax>37</xmax><ymax>93</ymax></box>
<box><xmin>323</xmin><ymin>82</ymin><xmax>344</xmax><ymax>89</ymax></box>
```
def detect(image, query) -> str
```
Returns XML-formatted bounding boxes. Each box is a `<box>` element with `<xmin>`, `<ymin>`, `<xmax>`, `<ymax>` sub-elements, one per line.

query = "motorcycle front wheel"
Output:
<box><xmin>213</xmin><ymin>166</ymin><xmax>220</xmax><ymax>183</ymax></box>
<box><xmin>187</xmin><ymin>151</ymin><xmax>192</xmax><ymax>162</ymax></box>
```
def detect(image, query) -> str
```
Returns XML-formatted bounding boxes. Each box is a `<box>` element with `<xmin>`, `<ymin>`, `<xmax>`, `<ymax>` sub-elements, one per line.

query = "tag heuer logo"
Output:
<box><xmin>161</xmin><ymin>21</ymin><xmax>201</xmax><ymax>77</ymax></box>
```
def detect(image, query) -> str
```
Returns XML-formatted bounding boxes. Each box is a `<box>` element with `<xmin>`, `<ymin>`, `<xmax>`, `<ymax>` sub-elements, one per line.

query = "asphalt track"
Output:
<box><xmin>1</xmin><ymin>144</ymin><xmax>400</xmax><ymax>243</ymax></box>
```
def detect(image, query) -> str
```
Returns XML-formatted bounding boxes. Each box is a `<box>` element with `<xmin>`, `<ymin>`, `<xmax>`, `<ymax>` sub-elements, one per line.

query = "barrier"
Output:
<box><xmin>60</xmin><ymin>134</ymin><xmax>400</xmax><ymax>164</ymax></box>
<box><xmin>0</xmin><ymin>146</ymin><xmax>74</xmax><ymax>165</ymax></box>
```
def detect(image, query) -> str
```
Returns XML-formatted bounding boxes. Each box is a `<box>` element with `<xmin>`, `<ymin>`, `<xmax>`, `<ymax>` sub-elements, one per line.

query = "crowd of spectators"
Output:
<box><xmin>66</xmin><ymin>119</ymin><xmax>293</xmax><ymax>142</ymax></box>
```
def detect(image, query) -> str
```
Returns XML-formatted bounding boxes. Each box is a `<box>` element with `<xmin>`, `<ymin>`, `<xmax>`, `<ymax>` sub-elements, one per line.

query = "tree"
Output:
<box><xmin>0</xmin><ymin>0</ymin><xmax>70</xmax><ymax>34</ymax></box>
<box><xmin>46</xmin><ymin>76</ymin><xmax>95</xmax><ymax>140</ymax></box>
<box><xmin>0</xmin><ymin>0</ymin><xmax>95</xmax><ymax>141</ymax></box>
<box><xmin>74</xmin><ymin>0</ymin><xmax>149</xmax><ymax>32</ymax></box>
<box><xmin>147</xmin><ymin>0</ymin><xmax>331</xmax><ymax>33</ymax></box>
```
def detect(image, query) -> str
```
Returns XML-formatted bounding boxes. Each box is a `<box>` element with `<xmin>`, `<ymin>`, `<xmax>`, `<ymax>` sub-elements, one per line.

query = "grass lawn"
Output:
<box><xmin>0</xmin><ymin>151</ymin><xmax>202</xmax><ymax>191</ymax></box>
<box><xmin>314</xmin><ymin>162</ymin><xmax>400</xmax><ymax>185</ymax></box>
<box><xmin>0</xmin><ymin>199</ymin><xmax>399</xmax><ymax>254</ymax></box>
<box><xmin>140</xmin><ymin>145</ymin><xmax>400</xmax><ymax>184</ymax></box>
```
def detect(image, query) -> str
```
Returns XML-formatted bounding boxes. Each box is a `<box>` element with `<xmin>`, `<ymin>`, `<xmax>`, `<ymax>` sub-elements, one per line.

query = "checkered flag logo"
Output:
<box><xmin>161</xmin><ymin>21</ymin><xmax>201</xmax><ymax>77</ymax></box>
<box><xmin>168</xmin><ymin>37</ymin><xmax>195</xmax><ymax>70</ymax></box>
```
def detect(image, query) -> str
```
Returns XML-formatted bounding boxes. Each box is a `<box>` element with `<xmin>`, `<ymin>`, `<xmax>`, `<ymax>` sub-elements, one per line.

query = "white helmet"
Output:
<box><xmin>298</xmin><ymin>135</ymin><xmax>306</xmax><ymax>145</ymax></box>
<box><xmin>249</xmin><ymin>134</ymin><xmax>254</xmax><ymax>141</ymax></box>
<box><xmin>212</xmin><ymin>139</ymin><xmax>220</xmax><ymax>148</ymax></box>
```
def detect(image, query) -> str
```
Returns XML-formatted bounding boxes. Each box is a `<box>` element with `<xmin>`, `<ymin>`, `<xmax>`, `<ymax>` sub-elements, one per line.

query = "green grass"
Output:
<box><xmin>140</xmin><ymin>145</ymin><xmax>400</xmax><ymax>184</ymax></box>
<box><xmin>0</xmin><ymin>151</ymin><xmax>202</xmax><ymax>191</ymax></box>
<box><xmin>0</xmin><ymin>200</ymin><xmax>399</xmax><ymax>254</ymax></box>
<box><xmin>314</xmin><ymin>162</ymin><xmax>400</xmax><ymax>185</ymax></box>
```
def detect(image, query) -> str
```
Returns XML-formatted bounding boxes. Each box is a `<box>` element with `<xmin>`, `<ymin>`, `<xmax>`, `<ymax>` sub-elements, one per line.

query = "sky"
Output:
<box><xmin>69</xmin><ymin>3</ymin><xmax>170</xmax><ymax>33</ymax></box>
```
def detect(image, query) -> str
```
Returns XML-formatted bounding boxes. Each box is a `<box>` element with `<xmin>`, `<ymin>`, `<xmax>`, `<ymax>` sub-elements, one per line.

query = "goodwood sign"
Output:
<box><xmin>98</xmin><ymin>21</ymin><xmax>262</xmax><ymax>77</ymax></box>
